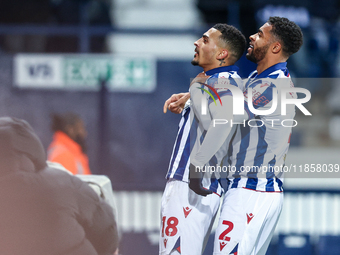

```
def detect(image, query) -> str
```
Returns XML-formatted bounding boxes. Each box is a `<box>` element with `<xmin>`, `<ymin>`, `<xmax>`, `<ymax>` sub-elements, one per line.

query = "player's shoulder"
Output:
<box><xmin>247</xmin><ymin>68</ymin><xmax>290</xmax><ymax>86</ymax></box>
<box><xmin>215</xmin><ymin>70</ymin><xmax>241</xmax><ymax>79</ymax></box>
<box><xmin>266</xmin><ymin>69</ymin><xmax>292</xmax><ymax>89</ymax></box>
<box><xmin>207</xmin><ymin>70</ymin><xmax>242</xmax><ymax>88</ymax></box>
<box><xmin>268</xmin><ymin>68</ymin><xmax>290</xmax><ymax>79</ymax></box>
<box><xmin>248</xmin><ymin>70</ymin><xmax>257</xmax><ymax>78</ymax></box>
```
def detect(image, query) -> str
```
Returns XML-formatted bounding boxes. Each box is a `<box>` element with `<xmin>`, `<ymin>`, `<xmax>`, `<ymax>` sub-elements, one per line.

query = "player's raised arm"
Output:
<box><xmin>189</xmin><ymin>74</ymin><xmax>250</xmax><ymax>197</ymax></box>
<box><xmin>190</xmin><ymin>94</ymin><xmax>234</xmax><ymax>168</ymax></box>
<box><xmin>188</xmin><ymin>90</ymin><xmax>237</xmax><ymax>196</ymax></box>
<box><xmin>163</xmin><ymin>92</ymin><xmax>190</xmax><ymax>114</ymax></box>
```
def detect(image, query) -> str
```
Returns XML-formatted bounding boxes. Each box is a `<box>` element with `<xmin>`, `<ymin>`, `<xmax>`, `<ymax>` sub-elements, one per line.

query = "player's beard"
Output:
<box><xmin>246</xmin><ymin>43</ymin><xmax>270</xmax><ymax>63</ymax></box>
<box><xmin>191</xmin><ymin>59</ymin><xmax>199</xmax><ymax>66</ymax></box>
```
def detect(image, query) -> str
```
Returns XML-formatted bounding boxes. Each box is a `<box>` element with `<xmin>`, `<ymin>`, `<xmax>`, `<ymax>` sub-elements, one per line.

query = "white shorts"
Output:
<box><xmin>159</xmin><ymin>179</ymin><xmax>221</xmax><ymax>255</ymax></box>
<box><xmin>213</xmin><ymin>188</ymin><xmax>283</xmax><ymax>255</ymax></box>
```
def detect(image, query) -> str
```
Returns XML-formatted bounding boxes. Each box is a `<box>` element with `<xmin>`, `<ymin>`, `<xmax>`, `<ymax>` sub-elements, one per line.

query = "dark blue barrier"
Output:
<box><xmin>317</xmin><ymin>235</ymin><xmax>340</xmax><ymax>255</ymax></box>
<box><xmin>277</xmin><ymin>234</ymin><xmax>313</xmax><ymax>255</ymax></box>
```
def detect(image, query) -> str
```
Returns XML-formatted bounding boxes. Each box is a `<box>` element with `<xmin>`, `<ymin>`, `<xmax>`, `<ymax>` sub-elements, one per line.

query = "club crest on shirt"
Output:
<box><xmin>260</xmin><ymin>82</ymin><xmax>270</xmax><ymax>88</ymax></box>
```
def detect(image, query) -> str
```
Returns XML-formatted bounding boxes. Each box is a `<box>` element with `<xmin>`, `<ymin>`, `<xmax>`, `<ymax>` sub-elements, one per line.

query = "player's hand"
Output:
<box><xmin>188</xmin><ymin>163</ymin><xmax>212</xmax><ymax>196</ymax></box>
<box><xmin>163</xmin><ymin>92</ymin><xmax>190</xmax><ymax>114</ymax></box>
<box><xmin>190</xmin><ymin>72</ymin><xmax>209</xmax><ymax>87</ymax></box>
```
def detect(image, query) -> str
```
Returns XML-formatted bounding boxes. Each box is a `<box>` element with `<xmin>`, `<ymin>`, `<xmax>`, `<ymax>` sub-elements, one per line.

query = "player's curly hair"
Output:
<box><xmin>267</xmin><ymin>16</ymin><xmax>303</xmax><ymax>58</ymax></box>
<box><xmin>213</xmin><ymin>23</ymin><xmax>247</xmax><ymax>63</ymax></box>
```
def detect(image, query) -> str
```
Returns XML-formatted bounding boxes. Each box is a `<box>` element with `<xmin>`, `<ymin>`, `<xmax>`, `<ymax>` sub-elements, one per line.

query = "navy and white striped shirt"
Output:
<box><xmin>166</xmin><ymin>66</ymin><xmax>243</xmax><ymax>196</ymax></box>
<box><xmin>225</xmin><ymin>62</ymin><xmax>295</xmax><ymax>192</ymax></box>
<box><xmin>166</xmin><ymin>103</ymin><xmax>191</xmax><ymax>182</ymax></box>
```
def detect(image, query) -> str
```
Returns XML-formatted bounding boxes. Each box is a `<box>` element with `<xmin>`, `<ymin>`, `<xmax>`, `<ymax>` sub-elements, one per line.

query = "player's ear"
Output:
<box><xmin>272</xmin><ymin>42</ymin><xmax>282</xmax><ymax>54</ymax></box>
<box><xmin>217</xmin><ymin>49</ymin><xmax>228</xmax><ymax>60</ymax></box>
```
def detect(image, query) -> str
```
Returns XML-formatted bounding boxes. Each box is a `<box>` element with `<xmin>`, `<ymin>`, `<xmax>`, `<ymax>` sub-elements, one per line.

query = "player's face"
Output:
<box><xmin>192</xmin><ymin>28</ymin><xmax>222</xmax><ymax>69</ymax></box>
<box><xmin>246</xmin><ymin>23</ymin><xmax>274</xmax><ymax>63</ymax></box>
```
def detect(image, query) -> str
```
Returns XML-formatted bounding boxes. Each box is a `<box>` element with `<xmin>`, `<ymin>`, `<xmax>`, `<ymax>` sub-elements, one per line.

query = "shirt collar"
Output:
<box><xmin>205</xmin><ymin>65</ymin><xmax>239</xmax><ymax>76</ymax></box>
<box><xmin>254</xmin><ymin>62</ymin><xmax>287</xmax><ymax>78</ymax></box>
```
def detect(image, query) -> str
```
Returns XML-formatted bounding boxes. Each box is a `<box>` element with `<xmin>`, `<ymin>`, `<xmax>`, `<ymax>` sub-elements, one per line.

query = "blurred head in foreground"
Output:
<box><xmin>0</xmin><ymin>116</ymin><xmax>118</xmax><ymax>255</ymax></box>
<box><xmin>0</xmin><ymin>117</ymin><xmax>46</xmax><ymax>172</ymax></box>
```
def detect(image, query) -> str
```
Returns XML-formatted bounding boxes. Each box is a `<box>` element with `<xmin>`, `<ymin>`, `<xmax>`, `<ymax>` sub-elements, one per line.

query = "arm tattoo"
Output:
<box><xmin>219</xmin><ymin>59</ymin><xmax>225</xmax><ymax>66</ymax></box>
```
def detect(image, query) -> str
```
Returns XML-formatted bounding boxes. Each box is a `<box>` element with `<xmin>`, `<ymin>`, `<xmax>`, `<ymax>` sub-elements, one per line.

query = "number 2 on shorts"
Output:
<box><xmin>219</xmin><ymin>220</ymin><xmax>234</xmax><ymax>241</ymax></box>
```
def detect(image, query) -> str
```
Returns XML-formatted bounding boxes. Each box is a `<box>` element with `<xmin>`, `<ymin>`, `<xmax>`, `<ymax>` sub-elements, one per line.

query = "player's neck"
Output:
<box><xmin>203</xmin><ymin>62</ymin><xmax>233</xmax><ymax>73</ymax></box>
<box><xmin>256</xmin><ymin>58</ymin><xmax>286</xmax><ymax>75</ymax></box>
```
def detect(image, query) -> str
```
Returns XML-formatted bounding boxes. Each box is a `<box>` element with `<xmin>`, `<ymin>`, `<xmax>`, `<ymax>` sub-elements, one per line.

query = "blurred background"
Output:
<box><xmin>0</xmin><ymin>0</ymin><xmax>340</xmax><ymax>254</ymax></box>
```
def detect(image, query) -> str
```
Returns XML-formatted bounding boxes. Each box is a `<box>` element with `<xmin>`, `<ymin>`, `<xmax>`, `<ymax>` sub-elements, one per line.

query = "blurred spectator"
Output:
<box><xmin>48</xmin><ymin>112</ymin><xmax>92</xmax><ymax>175</ymax></box>
<box><xmin>0</xmin><ymin>117</ymin><xmax>118</xmax><ymax>255</ymax></box>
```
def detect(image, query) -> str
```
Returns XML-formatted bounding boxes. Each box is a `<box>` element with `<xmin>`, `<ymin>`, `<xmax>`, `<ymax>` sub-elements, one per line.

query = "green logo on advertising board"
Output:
<box><xmin>64</xmin><ymin>55</ymin><xmax>156</xmax><ymax>92</ymax></box>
